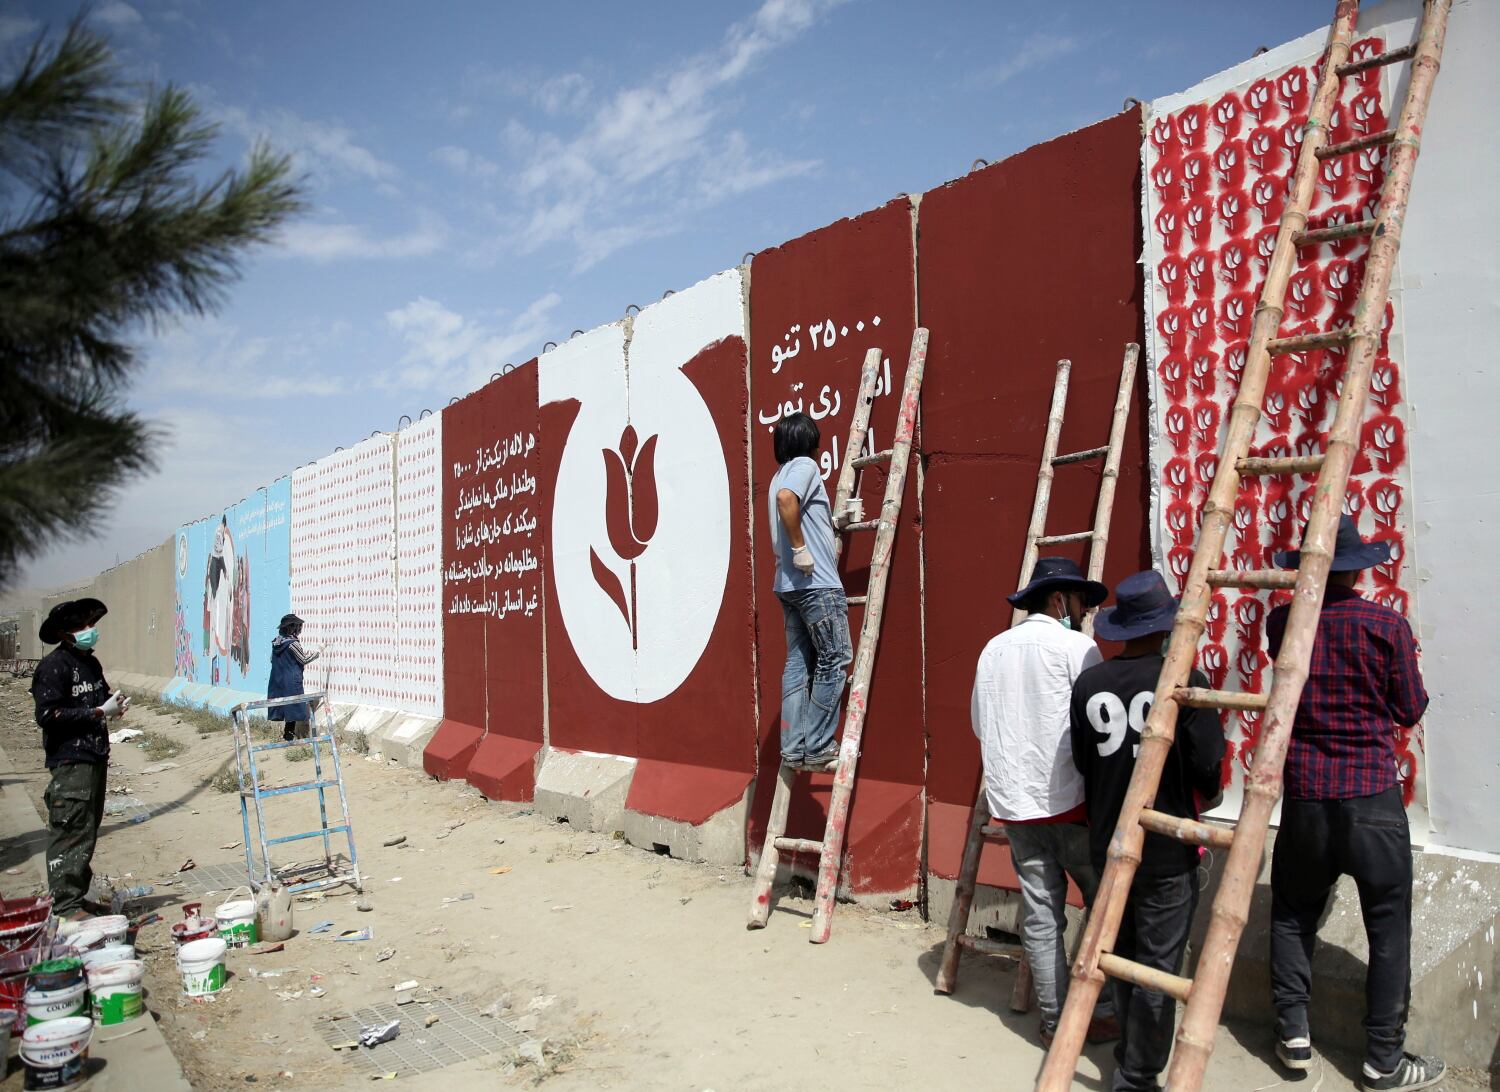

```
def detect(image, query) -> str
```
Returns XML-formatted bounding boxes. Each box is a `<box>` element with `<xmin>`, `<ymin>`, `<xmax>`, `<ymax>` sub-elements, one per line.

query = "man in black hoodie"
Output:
<box><xmin>1069</xmin><ymin>571</ymin><xmax>1225</xmax><ymax>1092</ymax></box>
<box><xmin>29</xmin><ymin>599</ymin><xmax>128</xmax><ymax>917</ymax></box>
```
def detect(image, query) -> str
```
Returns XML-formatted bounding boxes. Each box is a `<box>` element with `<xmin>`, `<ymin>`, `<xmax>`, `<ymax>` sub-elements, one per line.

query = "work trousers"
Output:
<box><xmin>44</xmin><ymin>760</ymin><xmax>108</xmax><ymax>915</ymax></box>
<box><xmin>1270</xmin><ymin>786</ymin><xmax>1412</xmax><ymax>1073</ymax></box>
<box><xmin>776</xmin><ymin>588</ymin><xmax>851</xmax><ymax>761</ymax></box>
<box><xmin>1003</xmin><ymin>820</ymin><xmax>1114</xmax><ymax>1029</ymax></box>
<box><xmin>1110</xmin><ymin>871</ymin><xmax>1198</xmax><ymax>1091</ymax></box>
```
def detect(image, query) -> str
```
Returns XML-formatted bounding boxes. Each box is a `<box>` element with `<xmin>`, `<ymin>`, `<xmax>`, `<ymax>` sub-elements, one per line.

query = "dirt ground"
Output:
<box><xmin>0</xmin><ymin>674</ymin><xmax>1479</xmax><ymax>1091</ymax></box>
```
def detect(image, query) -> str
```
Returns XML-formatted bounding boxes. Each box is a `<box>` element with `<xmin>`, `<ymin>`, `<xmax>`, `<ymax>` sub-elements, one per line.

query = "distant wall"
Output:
<box><xmin>94</xmin><ymin>537</ymin><xmax>174</xmax><ymax>679</ymax></box>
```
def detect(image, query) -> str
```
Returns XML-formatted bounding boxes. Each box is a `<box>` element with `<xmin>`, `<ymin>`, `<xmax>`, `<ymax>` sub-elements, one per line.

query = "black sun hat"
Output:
<box><xmin>1007</xmin><ymin>556</ymin><xmax>1109</xmax><ymax>609</ymax></box>
<box><xmin>1272</xmin><ymin>513</ymin><xmax>1391</xmax><ymax>572</ymax></box>
<box><xmin>38</xmin><ymin>598</ymin><xmax>108</xmax><ymax>645</ymax></box>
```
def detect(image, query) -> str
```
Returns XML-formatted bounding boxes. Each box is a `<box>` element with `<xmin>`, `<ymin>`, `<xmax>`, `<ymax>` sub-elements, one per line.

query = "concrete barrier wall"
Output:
<box><xmin>22</xmin><ymin>2</ymin><xmax>1498</xmax><ymax>893</ymax></box>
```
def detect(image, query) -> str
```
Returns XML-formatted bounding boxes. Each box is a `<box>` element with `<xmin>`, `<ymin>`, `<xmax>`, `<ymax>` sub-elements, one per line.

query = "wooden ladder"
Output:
<box><xmin>1038</xmin><ymin>2</ymin><xmax>1449</xmax><ymax>1088</ymax></box>
<box><xmin>934</xmin><ymin>345</ymin><xmax>1140</xmax><ymax>1002</ymax></box>
<box><xmin>748</xmin><ymin>328</ymin><xmax>927</xmax><ymax>943</ymax></box>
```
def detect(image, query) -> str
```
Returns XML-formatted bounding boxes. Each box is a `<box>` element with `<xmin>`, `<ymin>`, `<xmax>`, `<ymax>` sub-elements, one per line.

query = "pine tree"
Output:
<box><xmin>0</xmin><ymin>20</ymin><xmax>305</xmax><ymax>586</ymax></box>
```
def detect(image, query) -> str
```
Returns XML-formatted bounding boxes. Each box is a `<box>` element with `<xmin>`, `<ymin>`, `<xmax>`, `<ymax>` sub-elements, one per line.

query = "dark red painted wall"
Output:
<box><xmin>433</xmin><ymin>362</ymin><xmax>545</xmax><ymax>797</ymax></box>
<box><xmin>918</xmin><ymin>109</ymin><xmax>1150</xmax><ymax>883</ymax></box>
<box><xmin>747</xmin><ymin>199</ymin><xmax>925</xmax><ymax>893</ymax></box>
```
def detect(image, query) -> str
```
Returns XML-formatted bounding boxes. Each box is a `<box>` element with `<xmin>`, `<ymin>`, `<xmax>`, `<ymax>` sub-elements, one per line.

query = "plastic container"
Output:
<box><xmin>85</xmin><ymin>960</ymin><xmax>143</xmax><ymax>1025</ymax></box>
<box><xmin>24</xmin><ymin>960</ymin><xmax>82</xmax><ymax>994</ymax></box>
<box><xmin>61</xmin><ymin>929</ymin><xmax>104</xmax><ymax>954</ymax></box>
<box><xmin>79</xmin><ymin>945</ymin><xmax>133</xmax><ymax>971</ymax></box>
<box><xmin>256</xmin><ymin>883</ymin><xmax>293</xmax><ymax>943</ymax></box>
<box><xmin>89</xmin><ymin>916</ymin><xmax>128</xmax><ymax>947</ymax></box>
<box><xmin>214</xmin><ymin>888</ymin><xmax>257</xmax><ymax>949</ymax></box>
<box><xmin>177</xmin><ymin>937</ymin><xmax>227</xmax><ymax>996</ymax></box>
<box><xmin>19</xmin><ymin>1016</ymin><xmax>91</xmax><ymax>1089</ymax></box>
<box><xmin>23</xmin><ymin>980</ymin><xmax>87</xmax><ymax>1026</ymax></box>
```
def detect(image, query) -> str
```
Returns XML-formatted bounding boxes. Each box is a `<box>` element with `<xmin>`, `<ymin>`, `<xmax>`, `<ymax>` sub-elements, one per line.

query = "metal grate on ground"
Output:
<box><xmin>171</xmin><ymin>861</ymin><xmax>251</xmax><ymax>897</ymax></box>
<box><xmin>317</xmin><ymin>997</ymin><xmax>535</xmax><ymax>1076</ymax></box>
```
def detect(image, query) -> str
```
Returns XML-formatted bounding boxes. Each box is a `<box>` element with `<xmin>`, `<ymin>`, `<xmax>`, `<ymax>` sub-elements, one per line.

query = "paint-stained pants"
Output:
<box><xmin>1270</xmin><ymin>786</ymin><xmax>1412</xmax><ymax>1073</ymax></box>
<box><xmin>44</xmin><ymin>761</ymin><xmax>107</xmax><ymax>915</ymax></box>
<box><xmin>1110</xmin><ymin>871</ymin><xmax>1198</xmax><ymax>1091</ymax></box>
<box><xmin>777</xmin><ymin>588</ymin><xmax>852</xmax><ymax>760</ymax></box>
<box><xmin>1003</xmin><ymin>821</ymin><xmax>1114</xmax><ymax>1029</ymax></box>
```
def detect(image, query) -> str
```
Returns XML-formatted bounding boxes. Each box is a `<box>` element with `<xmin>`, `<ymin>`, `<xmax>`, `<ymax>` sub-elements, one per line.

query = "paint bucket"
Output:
<box><xmin>24</xmin><ymin>959</ymin><xmax>83</xmax><ymax>994</ymax></box>
<box><xmin>214</xmin><ymin>889</ymin><xmax>257</xmax><ymax>949</ymax></box>
<box><xmin>23</xmin><ymin>980</ymin><xmax>87</xmax><ymax>1026</ymax></box>
<box><xmin>19</xmin><ymin>1016</ymin><xmax>91</xmax><ymax>1089</ymax></box>
<box><xmin>0</xmin><ymin>904</ymin><xmax>52</xmax><ymax>1009</ymax></box>
<box><xmin>170</xmin><ymin>915</ymin><xmax>215</xmax><ymax>948</ymax></box>
<box><xmin>89</xmin><ymin>916</ymin><xmax>128</xmax><ymax>947</ymax></box>
<box><xmin>85</xmin><ymin>961</ymin><xmax>143</xmax><ymax>1025</ymax></box>
<box><xmin>61</xmin><ymin>928</ymin><xmax>105</xmax><ymax>955</ymax></box>
<box><xmin>79</xmin><ymin>944</ymin><xmax>133</xmax><ymax>971</ymax></box>
<box><xmin>177</xmin><ymin>937</ymin><xmax>227</xmax><ymax>996</ymax></box>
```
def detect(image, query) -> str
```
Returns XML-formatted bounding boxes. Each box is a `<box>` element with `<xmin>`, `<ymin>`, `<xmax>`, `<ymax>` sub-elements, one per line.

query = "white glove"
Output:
<box><xmin>792</xmin><ymin>545</ymin><xmax>816</xmax><ymax>575</ymax></box>
<box><xmin>99</xmin><ymin>693</ymin><xmax>125</xmax><ymax>720</ymax></box>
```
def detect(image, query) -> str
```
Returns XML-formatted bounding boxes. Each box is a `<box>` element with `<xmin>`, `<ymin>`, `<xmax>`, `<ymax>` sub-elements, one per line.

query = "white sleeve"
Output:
<box><xmin>970</xmin><ymin>649</ymin><xmax>986</xmax><ymax>740</ymax></box>
<box><xmin>1068</xmin><ymin>636</ymin><xmax>1103</xmax><ymax>680</ymax></box>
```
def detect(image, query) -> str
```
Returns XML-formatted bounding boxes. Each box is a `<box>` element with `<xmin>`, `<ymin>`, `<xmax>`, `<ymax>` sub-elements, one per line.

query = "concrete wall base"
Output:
<box><xmin>1201</xmin><ymin>832</ymin><xmax>1499</xmax><ymax>1070</ymax></box>
<box><xmin>925</xmin><ymin>874</ymin><xmax>1086</xmax><ymax>952</ymax></box>
<box><xmin>534</xmin><ymin>750</ymin><xmax>635</xmax><ymax>834</ymax></box>
<box><xmin>343</xmin><ymin>705</ymin><xmax>400</xmax><ymax>739</ymax></box>
<box><xmin>623</xmin><ymin>788</ymin><xmax>749</xmax><ymax>866</ymax></box>
<box><xmin>374</xmin><ymin>715</ymin><xmax>441</xmax><ymax>769</ymax></box>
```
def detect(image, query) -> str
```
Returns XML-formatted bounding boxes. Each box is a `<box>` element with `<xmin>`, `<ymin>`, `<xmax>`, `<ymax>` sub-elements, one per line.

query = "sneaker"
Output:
<box><xmin>1276</xmin><ymin>1035</ymin><xmax>1313</xmax><ymax>1071</ymax></box>
<box><xmin>802</xmin><ymin>744</ymin><xmax>840</xmax><ymax>772</ymax></box>
<box><xmin>1361</xmin><ymin>1053</ymin><xmax>1446</xmax><ymax>1091</ymax></box>
<box><xmin>780</xmin><ymin>753</ymin><xmax>803</xmax><ymax>769</ymax></box>
<box><xmin>1039</xmin><ymin>1020</ymin><xmax>1057</xmax><ymax>1048</ymax></box>
<box><xmin>1086</xmin><ymin>1014</ymin><xmax>1121</xmax><ymax>1044</ymax></box>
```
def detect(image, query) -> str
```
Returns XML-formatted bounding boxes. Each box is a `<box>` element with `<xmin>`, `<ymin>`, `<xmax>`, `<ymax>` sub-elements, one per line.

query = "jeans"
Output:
<box><xmin>777</xmin><ymin>588</ymin><xmax>852</xmax><ymax>760</ymax></box>
<box><xmin>45</xmin><ymin>761</ymin><xmax>107</xmax><ymax>915</ymax></box>
<box><xmin>1270</xmin><ymin>786</ymin><xmax>1412</xmax><ymax>1073</ymax></box>
<box><xmin>1003</xmin><ymin>821</ymin><xmax>1113</xmax><ymax>1026</ymax></box>
<box><xmin>1111</xmin><ymin>871</ymin><xmax>1198</xmax><ymax>1091</ymax></box>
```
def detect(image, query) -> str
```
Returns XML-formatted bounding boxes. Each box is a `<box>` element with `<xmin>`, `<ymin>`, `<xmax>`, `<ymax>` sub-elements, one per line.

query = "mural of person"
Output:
<box><xmin>204</xmin><ymin>515</ymin><xmax>237</xmax><ymax>682</ymax></box>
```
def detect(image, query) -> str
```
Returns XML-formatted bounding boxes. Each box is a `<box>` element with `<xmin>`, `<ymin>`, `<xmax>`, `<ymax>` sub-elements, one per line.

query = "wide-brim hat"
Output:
<box><xmin>1272</xmin><ymin>513</ymin><xmax>1391</xmax><ymax>572</ymax></box>
<box><xmin>1007</xmin><ymin>556</ymin><xmax>1109</xmax><ymax>609</ymax></box>
<box><xmin>1094</xmin><ymin>570</ymin><xmax>1179</xmax><ymax>642</ymax></box>
<box><xmin>38</xmin><ymin>598</ymin><xmax>108</xmax><ymax>645</ymax></box>
<box><xmin>279</xmin><ymin>613</ymin><xmax>305</xmax><ymax>631</ymax></box>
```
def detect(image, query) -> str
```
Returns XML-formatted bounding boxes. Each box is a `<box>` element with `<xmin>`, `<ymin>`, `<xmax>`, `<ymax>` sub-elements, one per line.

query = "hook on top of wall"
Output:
<box><xmin>742</xmin><ymin>251</ymin><xmax>755</xmax><ymax>265</ymax></box>
<box><xmin>625</xmin><ymin>303</ymin><xmax>641</xmax><ymax>316</ymax></box>
<box><xmin>543</xmin><ymin>341</ymin><xmax>558</xmax><ymax>352</ymax></box>
<box><xmin>1123</xmin><ymin>97</ymin><xmax>1142</xmax><ymax>111</ymax></box>
<box><xmin>570</xmin><ymin>329</ymin><xmax>584</xmax><ymax>339</ymax></box>
<box><xmin>501</xmin><ymin>362</ymin><xmax>517</xmax><ymax>375</ymax></box>
<box><xmin>419</xmin><ymin>408</ymin><xmax>433</xmax><ymax>419</ymax></box>
<box><xmin>661</xmin><ymin>288</ymin><xmax>675</xmax><ymax>299</ymax></box>
<box><xmin>448</xmin><ymin>397</ymin><xmax>459</xmax><ymax>406</ymax></box>
<box><xmin>970</xmin><ymin>159</ymin><xmax>989</xmax><ymax>172</ymax></box>
<box><xmin>397</xmin><ymin>414</ymin><xmax>413</xmax><ymax>429</ymax></box>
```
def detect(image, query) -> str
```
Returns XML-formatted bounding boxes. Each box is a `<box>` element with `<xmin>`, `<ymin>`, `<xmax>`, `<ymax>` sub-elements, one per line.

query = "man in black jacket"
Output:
<box><xmin>29</xmin><ymin>599</ymin><xmax>128</xmax><ymax>917</ymax></box>
<box><xmin>1070</xmin><ymin>571</ymin><xmax>1225</xmax><ymax>1092</ymax></box>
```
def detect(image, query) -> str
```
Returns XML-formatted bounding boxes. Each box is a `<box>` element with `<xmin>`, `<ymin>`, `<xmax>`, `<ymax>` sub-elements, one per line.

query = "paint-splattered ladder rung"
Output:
<box><xmin>1266</xmin><ymin>327</ymin><xmax>1355</xmax><ymax>355</ymax></box>
<box><xmin>1234</xmin><ymin>454</ymin><xmax>1324</xmax><ymax>476</ymax></box>
<box><xmin>1205</xmin><ymin>568</ymin><xmax>1299</xmax><ymax>590</ymax></box>
<box><xmin>1138</xmin><ymin>809</ymin><xmax>1235</xmax><ymax>850</ymax></box>
<box><xmin>1173</xmin><ymin>687</ymin><xmax>1267</xmax><ymax>713</ymax></box>
<box><xmin>1294</xmin><ymin>219</ymin><xmax>1377</xmax><ymax>246</ymax></box>
<box><xmin>842</xmin><ymin>520</ymin><xmax>882</xmax><ymax>534</ymax></box>
<box><xmin>1034</xmin><ymin>531</ymin><xmax>1092</xmax><ymax>546</ymax></box>
<box><xmin>850</xmin><ymin>448</ymin><xmax>894</xmax><ymax>469</ymax></box>
<box><xmin>1051</xmin><ymin>445</ymin><xmax>1110</xmax><ymax>466</ymax></box>
<box><xmin>1097</xmin><ymin>953</ymin><xmax>1193</xmax><ymax>1003</ymax></box>
<box><xmin>1315</xmin><ymin>128</ymin><xmax>1398</xmax><ymax>160</ymax></box>
<box><xmin>978</xmin><ymin>824</ymin><xmax>1007</xmax><ymax>838</ymax></box>
<box><xmin>773</xmin><ymin>837</ymin><xmax>824</xmax><ymax>855</ymax></box>
<box><xmin>1335</xmin><ymin>41</ymin><xmax>1417</xmax><ymax>76</ymax></box>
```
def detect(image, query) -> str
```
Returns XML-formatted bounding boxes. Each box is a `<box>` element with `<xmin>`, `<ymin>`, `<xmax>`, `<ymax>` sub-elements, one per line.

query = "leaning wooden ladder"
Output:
<box><xmin>1039</xmin><ymin>3</ymin><xmax>1449</xmax><ymax>1089</ymax></box>
<box><xmin>934</xmin><ymin>345</ymin><xmax>1139</xmax><ymax>1005</ymax></box>
<box><xmin>748</xmin><ymin>328</ymin><xmax>927</xmax><ymax>943</ymax></box>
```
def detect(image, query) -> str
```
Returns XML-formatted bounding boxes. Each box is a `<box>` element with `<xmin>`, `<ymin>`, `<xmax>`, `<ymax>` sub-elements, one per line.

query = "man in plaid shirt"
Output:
<box><xmin>1265</xmin><ymin>514</ymin><xmax>1444</xmax><ymax>1092</ymax></box>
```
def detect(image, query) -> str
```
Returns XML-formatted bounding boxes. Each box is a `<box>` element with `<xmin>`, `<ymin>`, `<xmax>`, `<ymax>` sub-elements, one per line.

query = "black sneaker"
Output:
<box><xmin>1361</xmin><ymin>1053</ymin><xmax>1446</xmax><ymax>1091</ymax></box>
<box><xmin>1276</xmin><ymin>1035</ymin><xmax>1312</xmax><ymax>1071</ymax></box>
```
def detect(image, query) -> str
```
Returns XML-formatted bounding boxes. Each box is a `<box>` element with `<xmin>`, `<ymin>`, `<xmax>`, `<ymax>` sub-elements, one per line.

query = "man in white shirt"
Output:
<box><xmin>971</xmin><ymin>556</ymin><xmax>1116</xmax><ymax>1046</ymax></box>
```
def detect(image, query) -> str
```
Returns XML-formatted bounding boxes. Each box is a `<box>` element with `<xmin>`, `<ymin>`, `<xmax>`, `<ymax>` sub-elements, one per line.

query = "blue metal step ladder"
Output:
<box><xmin>231</xmin><ymin>692</ymin><xmax>362</xmax><ymax>894</ymax></box>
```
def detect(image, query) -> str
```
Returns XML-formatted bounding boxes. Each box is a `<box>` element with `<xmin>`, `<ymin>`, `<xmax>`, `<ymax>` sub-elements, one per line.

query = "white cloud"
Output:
<box><xmin>275</xmin><ymin>209</ymin><xmax>448</xmax><ymax>262</ymax></box>
<box><xmin>431</xmin><ymin>144</ymin><xmax>500</xmax><ymax>182</ymax></box>
<box><xmin>214</xmin><ymin>103</ymin><xmax>400</xmax><ymax>192</ymax></box>
<box><xmin>381</xmin><ymin>293</ymin><xmax>562</xmax><ymax>394</ymax></box>
<box><xmin>0</xmin><ymin>14</ymin><xmax>40</xmax><ymax>45</ymax></box>
<box><xmin>146</xmin><ymin>317</ymin><xmax>348</xmax><ymax>399</ymax></box>
<box><xmin>500</xmin><ymin>0</ymin><xmax>841</xmax><ymax>270</ymax></box>
<box><xmin>971</xmin><ymin>32</ymin><xmax>1081</xmax><ymax>86</ymax></box>
<box><xmin>94</xmin><ymin>2</ymin><xmax>144</xmax><ymax>28</ymax></box>
<box><xmin>535</xmin><ymin>72</ymin><xmax>591</xmax><ymax>116</ymax></box>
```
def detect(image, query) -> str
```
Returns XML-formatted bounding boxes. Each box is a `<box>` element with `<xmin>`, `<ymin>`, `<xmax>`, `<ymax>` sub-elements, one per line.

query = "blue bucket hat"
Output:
<box><xmin>1007</xmin><ymin>556</ymin><xmax>1109</xmax><ymax>609</ymax></box>
<box><xmin>1094</xmin><ymin>571</ymin><xmax>1179</xmax><ymax>642</ymax></box>
<box><xmin>1272</xmin><ymin>513</ymin><xmax>1391</xmax><ymax>572</ymax></box>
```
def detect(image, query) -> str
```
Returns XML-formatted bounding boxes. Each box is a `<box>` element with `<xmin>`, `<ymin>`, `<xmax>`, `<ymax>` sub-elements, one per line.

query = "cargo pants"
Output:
<box><xmin>44</xmin><ymin>761</ymin><xmax>108</xmax><ymax>915</ymax></box>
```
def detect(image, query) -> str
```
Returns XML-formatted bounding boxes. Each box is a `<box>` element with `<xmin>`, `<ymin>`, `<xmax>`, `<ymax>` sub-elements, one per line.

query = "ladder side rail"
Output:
<box><xmin>1011</xmin><ymin>360</ymin><xmax>1073</xmax><ymax>627</ymax></box>
<box><xmin>747</xmin><ymin>766</ymin><xmax>798</xmax><ymax>927</ymax></box>
<box><xmin>832</xmin><ymin>349</ymin><xmax>884</xmax><ymax>527</ymax></box>
<box><xmin>934</xmin><ymin>788</ymin><xmax>994</xmax><ymax>992</ymax></box>
<box><xmin>808</xmin><ymin>327</ymin><xmax>928</xmax><ymax>943</ymax></box>
<box><xmin>1037</xmin><ymin>4</ymin><xmax>1362</xmax><ymax>1085</ymax></box>
<box><xmin>1167</xmin><ymin>5</ymin><xmax>1449</xmax><ymax>1086</ymax></box>
<box><xmin>1081</xmin><ymin>343</ymin><xmax>1140</xmax><ymax>637</ymax></box>
<box><xmin>324</xmin><ymin>701</ymin><xmax>361</xmax><ymax>889</ymax></box>
<box><xmin>310</xmin><ymin>715</ymin><xmax>334</xmax><ymax>870</ymax></box>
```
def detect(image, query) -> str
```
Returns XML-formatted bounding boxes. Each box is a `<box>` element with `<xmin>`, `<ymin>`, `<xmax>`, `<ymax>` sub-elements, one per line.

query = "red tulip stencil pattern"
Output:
<box><xmin>1146</xmin><ymin>39</ymin><xmax>1420</xmax><ymax>811</ymax></box>
<box><xmin>591</xmin><ymin>424</ymin><xmax>660</xmax><ymax>650</ymax></box>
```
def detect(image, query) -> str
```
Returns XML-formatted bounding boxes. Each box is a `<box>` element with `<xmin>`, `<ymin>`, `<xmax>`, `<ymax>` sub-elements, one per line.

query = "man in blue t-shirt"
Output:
<box><xmin>767</xmin><ymin>413</ymin><xmax>850</xmax><ymax>770</ymax></box>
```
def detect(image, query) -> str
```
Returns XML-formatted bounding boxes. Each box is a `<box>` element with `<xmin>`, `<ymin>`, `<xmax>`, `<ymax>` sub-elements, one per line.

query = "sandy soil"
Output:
<box><xmin>0</xmin><ymin>674</ymin><xmax>1473</xmax><ymax>1091</ymax></box>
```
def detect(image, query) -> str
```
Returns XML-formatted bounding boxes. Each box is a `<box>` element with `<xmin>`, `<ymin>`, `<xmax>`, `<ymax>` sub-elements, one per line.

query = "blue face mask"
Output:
<box><xmin>71</xmin><ymin>627</ymin><xmax>99</xmax><ymax>650</ymax></box>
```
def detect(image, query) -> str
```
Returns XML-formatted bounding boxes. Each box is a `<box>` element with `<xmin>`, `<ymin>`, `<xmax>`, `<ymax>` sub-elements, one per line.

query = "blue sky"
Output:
<box><xmin>4</xmin><ymin>0</ymin><xmax>1328</xmax><ymax>590</ymax></box>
